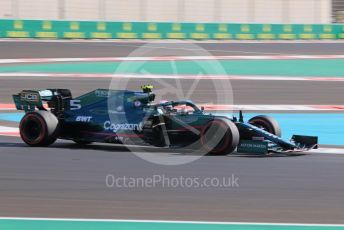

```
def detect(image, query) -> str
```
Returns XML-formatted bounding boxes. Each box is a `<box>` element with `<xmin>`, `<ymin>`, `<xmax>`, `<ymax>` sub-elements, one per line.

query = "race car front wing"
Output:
<box><xmin>236</xmin><ymin>122</ymin><xmax>318</xmax><ymax>154</ymax></box>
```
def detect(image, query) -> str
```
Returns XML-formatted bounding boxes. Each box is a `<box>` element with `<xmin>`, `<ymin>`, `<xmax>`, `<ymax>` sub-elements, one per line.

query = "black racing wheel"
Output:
<box><xmin>248</xmin><ymin>115</ymin><xmax>281</xmax><ymax>137</ymax></box>
<box><xmin>19</xmin><ymin>111</ymin><xmax>59</xmax><ymax>147</ymax></box>
<box><xmin>201</xmin><ymin>119</ymin><xmax>240</xmax><ymax>155</ymax></box>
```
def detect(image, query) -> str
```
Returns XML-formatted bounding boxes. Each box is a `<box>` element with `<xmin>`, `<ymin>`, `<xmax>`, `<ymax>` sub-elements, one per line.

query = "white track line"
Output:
<box><xmin>198</xmin><ymin>104</ymin><xmax>344</xmax><ymax>111</ymax></box>
<box><xmin>1</xmin><ymin>55</ymin><xmax>344</xmax><ymax>64</ymax></box>
<box><xmin>0</xmin><ymin>217</ymin><xmax>344</xmax><ymax>227</ymax></box>
<box><xmin>0</xmin><ymin>133</ymin><xmax>19</xmax><ymax>137</ymax></box>
<box><xmin>2</xmin><ymin>72</ymin><xmax>344</xmax><ymax>82</ymax></box>
<box><xmin>0</xmin><ymin>126</ymin><xmax>18</xmax><ymax>132</ymax></box>
<box><xmin>0</xmin><ymin>125</ymin><xmax>19</xmax><ymax>137</ymax></box>
<box><xmin>2</xmin><ymin>104</ymin><xmax>344</xmax><ymax>111</ymax></box>
<box><xmin>310</xmin><ymin>148</ymin><xmax>344</xmax><ymax>154</ymax></box>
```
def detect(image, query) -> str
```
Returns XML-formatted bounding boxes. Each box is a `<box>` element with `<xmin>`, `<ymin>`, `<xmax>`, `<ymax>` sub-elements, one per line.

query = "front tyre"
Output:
<box><xmin>201</xmin><ymin>119</ymin><xmax>240</xmax><ymax>155</ymax></box>
<box><xmin>19</xmin><ymin>111</ymin><xmax>59</xmax><ymax>147</ymax></box>
<box><xmin>248</xmin><ymin>115</ymin><xmax>281</xmax><ymax>137</ymax></box>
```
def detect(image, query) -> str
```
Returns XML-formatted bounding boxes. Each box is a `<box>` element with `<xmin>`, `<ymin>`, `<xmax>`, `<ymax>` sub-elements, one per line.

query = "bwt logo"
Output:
<box><xmin>76</xmin><ymin>116</ymin><xmax>92</xmax><ymax>122</ymax></box>
<box><xmin>95</xmin><ymin>90</ymin><xmax>110</xmax><ymax>98</ymax></box>
<box><xmin>21</xmin><ymin>93</ymin><xmax>39</xmax><ymax>102</ymax></box>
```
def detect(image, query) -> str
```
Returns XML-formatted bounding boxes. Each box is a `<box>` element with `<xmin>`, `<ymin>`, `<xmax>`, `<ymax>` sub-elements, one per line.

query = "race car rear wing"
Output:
<box><xmin>12</xmin><ymin>89</ymin><xmax>72</xmax><ymax>112</ymax></box>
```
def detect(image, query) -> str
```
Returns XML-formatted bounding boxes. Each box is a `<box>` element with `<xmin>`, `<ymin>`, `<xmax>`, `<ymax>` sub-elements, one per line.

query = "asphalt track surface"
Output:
<box><xmin>2</xmin><ymin>41</ymin><xmax>344</xmax><ymax>58</ymax></box>
<box><xmin>1</xmin><ymin>135</ymin><xmax>344</xmax><ymax>224</ymax></box>
<box><xmin>1</xmin><ymin>41</ymin><xmax>344</xmax><ymax>223</ymax></box>
<box><xmin>2</xmin><ymin>76</ymin><xmax>344</xmax><ymax>105</ymax></box>
<box><xmin>1</xmin><ymin>41</ymin><xmax>344</xmax><ymax>105</ymax></box>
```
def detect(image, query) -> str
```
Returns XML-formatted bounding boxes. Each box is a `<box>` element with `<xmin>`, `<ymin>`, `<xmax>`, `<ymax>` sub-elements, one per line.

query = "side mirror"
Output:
<box><xmin>201</xmin><ymin>106</ymin><xmax>205</xmax><ymax>111</ymax></box>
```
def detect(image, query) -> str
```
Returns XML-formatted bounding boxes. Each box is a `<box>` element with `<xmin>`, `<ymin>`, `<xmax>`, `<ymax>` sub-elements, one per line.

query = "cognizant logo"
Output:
<box><xmin>104</xmin><ymin>121</ymin><xmax>140</xmax><ymax>132</ymax></box>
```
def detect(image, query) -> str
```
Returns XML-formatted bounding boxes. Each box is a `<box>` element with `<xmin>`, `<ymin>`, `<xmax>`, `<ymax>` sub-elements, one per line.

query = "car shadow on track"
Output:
<box><xmin>0</xmin><ymin>140</ymin><xmax>306</xmax><ymax>158</ymax></box>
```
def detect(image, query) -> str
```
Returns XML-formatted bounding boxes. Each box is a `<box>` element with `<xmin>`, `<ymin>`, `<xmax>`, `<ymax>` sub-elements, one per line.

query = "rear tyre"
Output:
<box><xmin>248</xmin><ymin>115</ymin><xmax>281</xmax><ymax>137</ymax></box>
<box><xmin>201</xmin><ymin>119</ymin><xmax>240</xmax><ymax>155</ymax></box>
<box><xmin>19</xmin><ymin>111</ymin><xmax>59</xmax><ymax>147</ymax></box>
